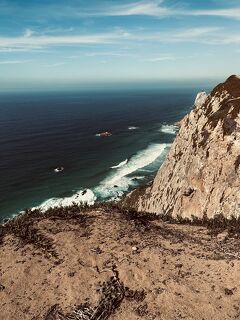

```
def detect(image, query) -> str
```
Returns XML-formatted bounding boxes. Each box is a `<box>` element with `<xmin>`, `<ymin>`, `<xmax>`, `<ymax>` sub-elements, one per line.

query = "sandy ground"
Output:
<box><xmin>0</xmin><ymin>207</ymin><xmax>240</xmax><ymax>320</ymax></box>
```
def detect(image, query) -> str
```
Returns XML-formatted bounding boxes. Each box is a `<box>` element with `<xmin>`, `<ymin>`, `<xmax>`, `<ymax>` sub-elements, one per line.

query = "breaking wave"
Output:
<box><xmin>128</xmin><ymin>126</ymin><xmax>139</xmax><ymax>130</ymax></box>
<box><xmin>111</xmin><ymin>159</ymin><xmax>128</xmax><ymax>169</ymax></box>
<box><xmin>35</xmin><ymin>189</ymin><xmax>96</xmax><ymax>212</ymax></box>
<box><xmin>160</xmin><ymin>124</ymin><xmax>178</xmax><ymax>135</ymax></box>
<box><xmin>34</xmin><ymin>143</ymin><xmax>169</xmax><ymax>212</ymax></box>
<box><xmin>94</xmin><ymin>143</ymin><xmax>169</xmax><ymax>201</ymax></box>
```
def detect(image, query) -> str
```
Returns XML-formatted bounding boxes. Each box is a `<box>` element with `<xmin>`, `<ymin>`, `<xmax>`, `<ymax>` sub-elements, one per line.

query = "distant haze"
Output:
<box><xmin>0</xmin><ymin>0</ymin><xmax>239</xmax><ymax>91</ymax></box>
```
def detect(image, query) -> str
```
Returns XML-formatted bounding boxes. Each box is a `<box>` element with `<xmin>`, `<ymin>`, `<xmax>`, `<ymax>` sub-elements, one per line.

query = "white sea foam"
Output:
<box><xmin>94</xmin><ymin>143</ymin><xmax>169</xmax><ymax>200</ymax></box>
<box><xmin>111</xmin><ymin>159</ymin><xmax>128</xmax><ymax>169</ymax></box>
<box><xmin>160</xmin><ymin>124</ymin><xmax>178</xmax><ymax>135</ymax></box>
<box><xmin>35</xmin><ymin>189</ymin><xmax>96</xmax><ymax>212</ymax></box>
<box><xmin>128</xmin><ymin>126</ymin><xmax>139</xmax><ymax>130</ymax></box>
<box><xmin>31</xmin><ymin>143</ymin><xmax>169</xmax><ymax>211</ymax></box>
<box><xmin>130</xmin><ymin>176</ymin><xmax>145</xmax><ymax>180</ymax></box>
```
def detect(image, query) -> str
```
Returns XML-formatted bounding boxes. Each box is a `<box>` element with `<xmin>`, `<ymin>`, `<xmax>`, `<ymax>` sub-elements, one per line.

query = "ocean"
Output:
<box><xmin>0</xmin><ymin>85</ymin><xmax>210</xmax><ymax>220</ymax></box>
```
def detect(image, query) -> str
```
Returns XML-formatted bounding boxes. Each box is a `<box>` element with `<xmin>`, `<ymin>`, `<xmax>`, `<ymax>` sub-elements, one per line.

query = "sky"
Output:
<box><xmin>0</xmin><ymin>0</ymin><xmax>240</xmax><ymax>90</ymax></box>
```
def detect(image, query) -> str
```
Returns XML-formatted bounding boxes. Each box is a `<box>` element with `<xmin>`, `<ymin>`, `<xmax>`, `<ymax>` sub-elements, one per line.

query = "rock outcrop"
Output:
<box><xmin>194</xmin><ymin>91</ymin><xmax>208</xmax><ymax>108</ymax></box>
<box><xmin>124</xmin><ymin>75</ymin><xmax>240</xmax><ymax>219</ymax></box>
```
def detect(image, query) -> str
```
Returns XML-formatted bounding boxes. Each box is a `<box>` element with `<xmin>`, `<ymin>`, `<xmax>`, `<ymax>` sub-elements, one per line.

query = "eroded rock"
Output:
<box><xmin>125</xmin><ymin>75</ymin><xmax>240</xmax><ymax>219</ymax></box>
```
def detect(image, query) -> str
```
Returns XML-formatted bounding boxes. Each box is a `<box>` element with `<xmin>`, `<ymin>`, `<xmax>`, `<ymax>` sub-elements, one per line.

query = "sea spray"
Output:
<box><xmin>36</xmin><ymin>189</ymin><xmax>96</xmax><ymax>212</ymax></box>
<box><xmin>111</xmin><ymin>159</ymin><xmax>128</xmax><ymax>169</ymax></box>
<box><xmin>160</xmin><ymin>124</ymin><xmax>178</xmax><ymax>135</ymax></box>
<box><xmin>35</xmin><ymin>143</ymin><xmax>170</xmax><ymax>211</ymax></box>
<box><xmin>94</xmin><ymin>143</ymin><xmax>170</xmax><ymax>200</ymax></box>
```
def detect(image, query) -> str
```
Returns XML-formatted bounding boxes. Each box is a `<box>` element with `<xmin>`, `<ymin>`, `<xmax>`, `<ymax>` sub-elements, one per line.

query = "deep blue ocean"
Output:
<box><xmin>0</xmin><ymin>85</ymin><xmax>211</xmax><ymax>220</ymax></box>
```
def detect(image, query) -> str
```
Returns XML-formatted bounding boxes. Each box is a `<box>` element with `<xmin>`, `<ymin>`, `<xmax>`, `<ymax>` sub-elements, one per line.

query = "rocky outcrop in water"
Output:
<box><xmin>124</xmin><ymin>75</ymin><xmax>240</xmax><ymax>219</ymax></box>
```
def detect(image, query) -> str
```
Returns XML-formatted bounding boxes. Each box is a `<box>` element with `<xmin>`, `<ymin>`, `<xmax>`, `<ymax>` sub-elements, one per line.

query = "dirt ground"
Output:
<box><xmin>0</xmin><ymin>207</ymin><xmax>240</xmax><ymax>320</ymax></box>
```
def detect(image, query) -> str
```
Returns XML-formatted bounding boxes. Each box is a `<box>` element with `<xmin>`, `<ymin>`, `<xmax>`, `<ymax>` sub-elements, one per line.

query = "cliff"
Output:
<box><xmin>123</xmin><ymin>75</ymin><xmax>240</xmax><ymax>219</ymax></box>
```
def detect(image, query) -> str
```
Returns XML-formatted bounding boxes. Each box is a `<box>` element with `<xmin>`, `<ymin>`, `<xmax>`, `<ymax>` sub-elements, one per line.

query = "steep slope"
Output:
<box><xmin>1</xmin><ymin>206</ymin><xmax>240</xmax><ymax>320</ymax></box>
<box><xmin>124</xmin><ymin>75</ymin><xmax>240</xmax><ymax>219</ymax></box>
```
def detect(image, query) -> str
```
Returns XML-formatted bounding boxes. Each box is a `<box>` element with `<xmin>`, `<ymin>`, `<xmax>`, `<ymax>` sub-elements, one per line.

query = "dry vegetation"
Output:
<box><xmin>1</xmin><ymin>204</ymin><xmax>240</xmax><ymax>319</ymax></box>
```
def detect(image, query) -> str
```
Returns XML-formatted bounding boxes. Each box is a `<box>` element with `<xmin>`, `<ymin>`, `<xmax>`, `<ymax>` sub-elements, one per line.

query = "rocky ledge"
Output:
<box><xmin>123</xmin><ymin>75</ymin><xmax>240</xmax><ymax>219</ymax></box>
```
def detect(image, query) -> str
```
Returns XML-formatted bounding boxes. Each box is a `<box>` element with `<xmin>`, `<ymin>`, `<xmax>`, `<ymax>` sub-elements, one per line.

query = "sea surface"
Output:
<box><xmin>0</xmin><ymin>85</ymin><xmax>210</xmax><ymax>220</ymax></box>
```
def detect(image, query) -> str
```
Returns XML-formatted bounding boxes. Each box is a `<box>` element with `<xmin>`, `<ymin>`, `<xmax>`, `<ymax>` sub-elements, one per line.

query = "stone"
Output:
<box><xmin>124</xmin><ymin>75</ymin><xmax>240</xmax><ymax>219</ymax></box>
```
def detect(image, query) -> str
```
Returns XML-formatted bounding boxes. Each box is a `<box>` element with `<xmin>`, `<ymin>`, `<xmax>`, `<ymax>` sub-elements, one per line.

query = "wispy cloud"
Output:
<box><xmin>143</xmin><ymin>56</ymin><xmax>175</xmax><ymax>62</ymax></box>
<box><xmin>42</xmin><ymin>27</ymin><xmax>74</xmax><ymax>34</ymax></box>
<box><xmin>46</xmin><ymin>62</ymin><xmax>67</xmax><ymax>67</ymax></box>
<box><xmin>0</xmin><ymin>31</ymin><xmax>121</xmax><ymax>50</ymax></box>
<box><xmin>174</xmin><ymin>27</ymin><xmax>220</xmax><ymax>39</ymax></box>
<box><xmin>187</xmin><ymin>8</ymin><xmax>240</xmax><ymax>19</ymax></box>
<box><xmin>84</xmin><ymin>51</ymin><xmax>137</xmax><ymax>57</ymax></box>
<box><xmin>0</xmin><ymin>47</ymin><xmax>29</xmax><ymax>52</ymax></box>
<box><xmin>125</xmin><ymin>27</ymin><xmax>222</xmax><ymax>44</ymax></box>
<box><xmin>96</xmin><ymin>0</ymin><xmax>170</xmax><ymax>17</ymax></box>
<box><xmin>24</xmin><ymin>28</ymin><xmax>34</xmax><ymax>38</ymax></box>
<box><xmin>0</xmin><ymin>60</ymin><xmax>29</xmax><ymax>65</ymax></box>
<box><xmin>0</xmin><ymin>26</ymin><xmax>238</xmax><ymax>53</ymax></box>
<box><xmin>1</xmin><ymin>1</ymin><xmax>240</xmax><ymax>21</ymax></box>
<box><xmin>0</xmin><ymin>46</ymin><xmax>45</xmax><ymax>53</ymax></box>
<box><xmin>79</xmin><ymin>1</ymin><xmax>240</xmax><ymax>19</ymax></box>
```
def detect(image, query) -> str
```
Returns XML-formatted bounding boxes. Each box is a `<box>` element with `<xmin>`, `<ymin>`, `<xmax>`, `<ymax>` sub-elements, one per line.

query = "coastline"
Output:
<box><xmin>1</xmin><ymin>139</ymin><xmax>172</xmax><ymax>221</ymax></box>
<box><xmin>1</xmin><ymin>119</ymin><xmax>180</xmax><ymax>222</ymax></box>
<box><xmin>0</xmin><ymin>87</ymin><xmax>198</xmax><ymax>219</ymax></box>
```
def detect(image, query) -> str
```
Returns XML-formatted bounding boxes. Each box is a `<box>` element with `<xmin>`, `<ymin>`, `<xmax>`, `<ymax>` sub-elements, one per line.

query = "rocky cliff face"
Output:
<box><xmin>124</xmin><ymin>75</ymin><xmax>240</xmax><ymax>219</ymax></box>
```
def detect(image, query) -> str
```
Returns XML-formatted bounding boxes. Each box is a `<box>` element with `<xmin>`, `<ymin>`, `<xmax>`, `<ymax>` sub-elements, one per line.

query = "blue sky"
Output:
<box><xmin>0</xmin><ymin>0</ymin><xmax>240</xmax><ymax>90</ymax></box>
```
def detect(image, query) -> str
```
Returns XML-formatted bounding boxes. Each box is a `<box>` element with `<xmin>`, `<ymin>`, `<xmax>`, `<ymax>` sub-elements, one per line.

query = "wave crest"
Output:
<box><xmin>111</xmin><ymin>159</ymin><xmax>128</xmax><ymax>169</ymax></box>
<box><xmin>35</xmin><ymin>189</ymin><xmax>96</xmax><ymax>212</ymax></box>
<box><xmin>160</xmin><ymin>124</ymin><xmax>178</xmax><ymax>135</ymax></box>
<box><xmin>94</xmin><ymin>143</ymin><xmax>169</xmax><ymax>200</ymax></box>
<box><xmin>34</xmin><ymin>144</ymin><xmax>170</xmax><ymax>211</ymax></box>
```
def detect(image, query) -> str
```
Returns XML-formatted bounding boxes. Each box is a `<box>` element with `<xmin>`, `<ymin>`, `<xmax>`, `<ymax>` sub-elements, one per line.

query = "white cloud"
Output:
<box><xmin>46</xmin><ymin>62</ymin><xmax>67</xmax><ymax>67</ymax></box>
<box><xmin>174</xmin><ymin>27</ymin><xmax>220</xmax><ymax>39</ymax></box>
<box><xmin>0</xmin><ymin>46</ymin><xmax>44</xmax><ymax>52</ymax></box>
<box><xmin>187</xmin><ymin>8</ymin><xmax>240</xmax><ymax>19</ymax></box>
<box><xmin>84</xmin><ymin>51</ymin><xmax>137</xmax><ymax>57</ymax></box>
<box><xmin>42</xmin><ymin>27</ymin><xmax>74</xmax><ymax>34</ymax></box>
<box><xmin>0</xmin><ymin>47</ymin><xmax>26</xmax><ymax>52</ymax></box>
<box><xmin>0</xmin><ymin>32</ymin><xmax>120</xmax><ymax>49</ymax></box>
<box><xmin>219</xmin><ymin>34</ymin><xmax>240</xmax><ymax>44</ymax></box>
<box><xmin>143</xmin><ymin>56</ymin><xmax>175</xmax><ymax>62</ymax></box>
<box><xmin>80</xmin><ymin>1</ymin><xmax>240</xmax><ymax>19</ymax></box>
<box><xmin>0</xmin><ymin>60</ymin><xmax>29</xmax><ymax>65</ymax></box>
<box><xmin>24</xmin><ymin>28</ymin><xmax>34</xmax><ymax>38</ymax></box>
<box><xmin>0</xmin><ymin>26</ymin><xmax>238</xmax><ymax>53</ymax></box>
<box><xmin>100</xmin><ymin>1</ymin><xmax>169</xmax><ymax>17</ymax></box>
<box><xmin>2</xmin><ymin>1</ymin><xmax>240</xmax><ymax>20</ymax></box>
<box><xmin>124</xmin><ymin>27</ymin><xmax>222</xmax><ymax>44</ymax></box>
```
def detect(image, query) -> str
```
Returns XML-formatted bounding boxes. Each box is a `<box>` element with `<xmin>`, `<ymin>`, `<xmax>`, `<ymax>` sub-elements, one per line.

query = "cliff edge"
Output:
<box><xmin>123</xmin><ymin>75</ymin><xmax>240</xmax><ymax>219</ymax></box>
<box><xmin>1</xmin><ymin>205</ymin><xmax>240</xmax><ymax>320</ymax></box>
